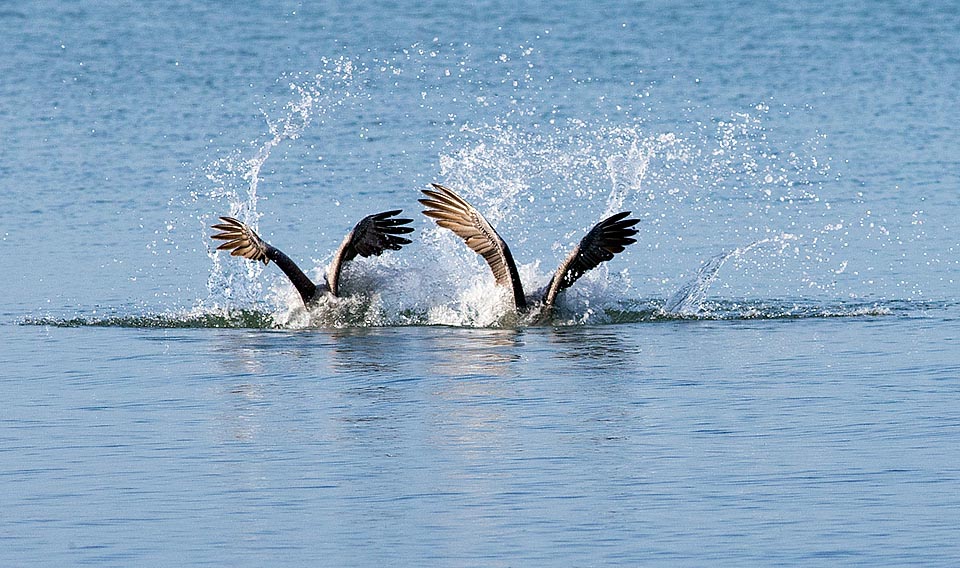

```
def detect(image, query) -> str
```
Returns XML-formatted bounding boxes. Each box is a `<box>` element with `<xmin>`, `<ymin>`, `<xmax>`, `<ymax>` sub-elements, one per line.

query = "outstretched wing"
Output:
<box><xmin>211</xmin><ymin>216</ymin><xmax>318</xmax><ymax>306</ymax></box>
<box><xmin>327</xmin><ymin>210</ymin><xmax>414</xmax><ymax>297</ymax></box>
<box><xmin>541</xmin><ymin>211</ymin><xmax>639</xmax><ymax>308</ymax></box>
<box><xmin>211</xmin><ymin>216</ymin><xmax>270</xmax><ymax>264</ymax></box>
<box><xmin>419</xmin><ymin>184</ymin><xmax>527</xmax><ymax>310</ymax></box>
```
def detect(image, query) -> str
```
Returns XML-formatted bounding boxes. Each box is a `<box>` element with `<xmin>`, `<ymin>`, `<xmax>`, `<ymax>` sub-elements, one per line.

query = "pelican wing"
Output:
<box><xmin>419</xmin><ymin>184</ymin><xmax>526</xmax><ymax>310</ymax></box>
<box><xmin>211</xmin><ymin>216</ymin><xmax>270</xmax><ymax>264</ymax></box>
<box><xmin>327</xmin><ymin>210</ymin><xmax>414</xmax><ymax>297</ymax></box>
<box><xmin>211</xmin><ymin>216</ymin><xmax>318</xmax><ymax>306</ymax></box>
<box><xmin>541</xmin><ymin>211</ymin><xmax>639</xmax><ymax>307</ymax></box>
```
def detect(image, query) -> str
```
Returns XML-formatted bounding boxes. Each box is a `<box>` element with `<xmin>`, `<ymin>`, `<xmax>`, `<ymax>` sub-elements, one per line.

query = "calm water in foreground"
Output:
<box><xmin>3</xmin><ymin>0</ymin><xmax>959</xmax><ymax>565</ymax></box>
<box><xmin>6</xmin><ymin>313</ymin><xmax>960</xmax><ymax>566</ymax></box>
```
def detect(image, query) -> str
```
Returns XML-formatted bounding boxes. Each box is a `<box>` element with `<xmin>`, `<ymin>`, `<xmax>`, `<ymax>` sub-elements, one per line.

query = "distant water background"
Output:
<box><xmin>2</xmin><ymin>1</ymin><xmax>959</xmax><ymax>565</ymax></box>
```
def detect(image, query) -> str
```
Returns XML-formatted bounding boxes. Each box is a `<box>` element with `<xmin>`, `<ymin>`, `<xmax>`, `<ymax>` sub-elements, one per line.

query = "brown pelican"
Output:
<box><xmin>211</xmin><ymin>211</ymin><xmax>413</xmax><ymax>307</ymax></box>
<box><xmin>420</xmin><ymin>184</ymin><xmax>639</xmax><ymax>313</ymax></box>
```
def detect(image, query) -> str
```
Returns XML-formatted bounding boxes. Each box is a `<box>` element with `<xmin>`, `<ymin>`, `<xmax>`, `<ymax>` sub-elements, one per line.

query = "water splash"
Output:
<box><xmin>664</xmin><ymin>234</ymin><xmax>799</xmax><ymax>315</ymax></box>
<box><xmin>144</xmin><ymin>44</ymin><xmax>905</xmax><ymax>329</ymax></box>
<box><xmin>604</xmin><ymin>131</ymin><xmax>687</xmax><ymax>217</ymax></box>
<box><xmin>188</xmin><ymin>101</ymin><xmax>870</xmax><ymax>328</ymax></box>
<box><xmin>200</xmin><ymin>58</ymin><xmax>361</xmax><ymax>310</ymax></box>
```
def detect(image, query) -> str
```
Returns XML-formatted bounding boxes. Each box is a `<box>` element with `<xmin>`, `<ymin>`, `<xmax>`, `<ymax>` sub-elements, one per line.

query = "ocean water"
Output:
<box><xmin>3</xmin><ymin>1</ymin><xmax>959</xmax><ymax>565</ymax></box>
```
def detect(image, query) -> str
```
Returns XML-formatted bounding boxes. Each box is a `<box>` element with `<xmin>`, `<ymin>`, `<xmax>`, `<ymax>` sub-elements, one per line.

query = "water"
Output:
<box><xmin>3</xmin><ymin>0</ymin><xmax>959</xmax><ymax>565</ymax></box>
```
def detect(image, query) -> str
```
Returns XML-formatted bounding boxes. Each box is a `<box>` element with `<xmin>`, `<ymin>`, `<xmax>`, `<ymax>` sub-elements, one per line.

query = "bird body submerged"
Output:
<box><xmin>420</xmin><ymin>184</ymin><xmax>639</xmax><ymax>314</ymax></box>
<box><xmin>211</xmin><ymin>210</ymin><xmax>413</xmax><ymax>307</ymax></box>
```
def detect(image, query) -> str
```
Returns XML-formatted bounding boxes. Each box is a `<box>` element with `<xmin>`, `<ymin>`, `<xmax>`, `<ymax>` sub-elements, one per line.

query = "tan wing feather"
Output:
<box><xmin>210</xmin><ymin>216</ymin><xmax>270</xmax><ymax>264</ymax></box>
<box><xmin>420</xmin><ymin>184</ymin><xmax>526</xmax><ymax>309</ymax></box>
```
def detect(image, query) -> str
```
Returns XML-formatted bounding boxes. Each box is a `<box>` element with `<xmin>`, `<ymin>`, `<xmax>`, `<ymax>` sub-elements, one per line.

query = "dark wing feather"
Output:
<box><xmin>327</xmin><ymin>210</ymin><xmax>414</xmax><ymax>297</ymax></box>
<box><xmin>211</xmin><ymin>216</ymin><xmax>319</xmax><ymax>307</ymax></box>
<box><xmin>419</xmin><ymin>184</ymin><xmax>526</xmax><ymax>310</ymax></box>
<box><xmin>541</xmin><ymin>211</ymin><xmax>639</xmax><ymax>307</ymax></box>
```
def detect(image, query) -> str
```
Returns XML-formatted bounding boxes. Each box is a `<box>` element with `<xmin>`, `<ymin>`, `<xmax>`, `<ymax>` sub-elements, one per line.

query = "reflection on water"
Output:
<box><xmin>200</xmin><ymin>325</ymin><xmax>643</xmax><ymax>452</ymax></box>
<box><xmin>206</xmin><ymin>330</ymin><xmax>321</xmax><ymax>444</ymax></box>
<box><xmin>328</xmin><ymin>327</ymin><xmax>413</xmax><ymax>378</ymax></box>
<box><xmin>548</xmin><ymin>326</ymin><xmax>641</xmax><ymax>372</ymax></box>
<box><xmin>419</xmin><ymin>328</ymin><xmax>525</xmax><ymax>379</ymax></box>
<box><xmin>418</xmin><ymin>328</ymin><xmax>527</xmax><ymax>467</ymax></box>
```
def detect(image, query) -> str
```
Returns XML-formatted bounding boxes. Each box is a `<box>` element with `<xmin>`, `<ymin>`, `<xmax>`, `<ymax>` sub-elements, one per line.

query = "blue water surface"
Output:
<box><xmin>2</xmin><ymin>1</ymin><xmax>959</xmax><ymax>566</ymax></box>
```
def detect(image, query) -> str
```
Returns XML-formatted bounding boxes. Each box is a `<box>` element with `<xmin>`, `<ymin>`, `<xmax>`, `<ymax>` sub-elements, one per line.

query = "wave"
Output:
<box><xmin>20</xmin><ymin>309</ymin><xmax>276</xmax><ymax>329</ymax></box>
<box><xmin>20</xmin><ymin>298</ymin><xmax>924</xmax><ymax>330</ymax></box>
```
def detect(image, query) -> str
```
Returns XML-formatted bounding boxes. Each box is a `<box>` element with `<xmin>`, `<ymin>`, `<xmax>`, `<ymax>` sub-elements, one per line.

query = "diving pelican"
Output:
<box><xmin>420</xmin><ymin>184</ymin><xmax>638</xmax><ymax>313</ymax></box>
<box><xmin>211</xmin><ymin>210</ymin><xmax>414</xmax><ymax>307</ymax></box>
